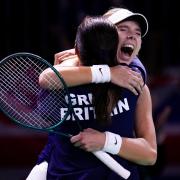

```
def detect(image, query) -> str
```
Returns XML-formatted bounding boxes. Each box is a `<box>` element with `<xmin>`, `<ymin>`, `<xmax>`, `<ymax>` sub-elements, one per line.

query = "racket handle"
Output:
<box><xmin>92</xmin><ymin>151</ymin><xmax>130</xmax><ymax>179</ymax></box>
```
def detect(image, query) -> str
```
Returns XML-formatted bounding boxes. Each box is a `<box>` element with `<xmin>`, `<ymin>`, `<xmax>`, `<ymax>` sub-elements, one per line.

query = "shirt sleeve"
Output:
<box><xmin>129</xmin><ymin>56</ymin><xmax>147</xmax><ymax>84</ymax></box>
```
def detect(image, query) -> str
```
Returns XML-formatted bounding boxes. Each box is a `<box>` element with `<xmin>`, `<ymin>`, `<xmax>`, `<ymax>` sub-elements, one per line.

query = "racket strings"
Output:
<box><xmin>0</xmin><ymin>68</ymin><xmax>41</xmax><ymax>115</ymax></box>
<box><xmin>0</xmin><ymin>56</ymin><xmax>67</xmax><ymax>106</ymax></box>
<box><xmin>0</xmin><ymin>94</ymin><xmax>62</xmax><ymax>128</ymax></box>
<box><xmin>23</xmin><ymin>56</ymin><xmax>64</xmax><ymax>90</ymax></box>
<box><xmin>1</xmin><ymin>56</ymin><xmax>62</xmax><ymax>92</ymax></box>
<box><xmin>0</xmin><ymin>85</ymin><xmax>67</xmax><ymax>128</ymax></box>
<box><xmin>0</xmin><ymin>54</ymin><xmax>70</xmax><ymax>129</ymax></box>
<box><xmin>0</xmin><ymin>98</ymin><xmax>44</xmax><ymax>127</ymax></box>
<box><xmin>0</xmin><ymin>59</ymin><xmax>40</xmax><ymax>103</ymax></box>
<box><xmin>0</xmin><ymin>91</ymin><xmax>66</xmax><ymax>129</ymax></box>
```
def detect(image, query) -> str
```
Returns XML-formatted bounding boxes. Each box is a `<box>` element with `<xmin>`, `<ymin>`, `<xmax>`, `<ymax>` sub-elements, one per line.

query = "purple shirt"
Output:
<box><xmin>37</xmin><ymin>57</ymin><xmax>147</xmax><ymax>180</ymax></box>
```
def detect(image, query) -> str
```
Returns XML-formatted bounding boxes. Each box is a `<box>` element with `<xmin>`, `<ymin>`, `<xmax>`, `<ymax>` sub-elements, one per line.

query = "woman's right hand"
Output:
<box><xmin>54</xmin><ymin>48</ymin><xmax>76</xmax><ymax>65</ymax></box>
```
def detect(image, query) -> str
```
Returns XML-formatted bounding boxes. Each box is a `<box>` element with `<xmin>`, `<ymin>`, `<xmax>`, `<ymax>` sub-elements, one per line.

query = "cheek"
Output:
<box><xmin>117</xmin><ymin>31</ymin><xmax>125</xmax><ymax>40</ymax></box>
<box><xmin>116</xmin><ymin>44</ymin><xmax>121</xmax><ymax>59</ymax></box>
<box><xmin>135</xmin><ymin>40</ymin><xmax>142</xmax><ymax>55</ymax></box>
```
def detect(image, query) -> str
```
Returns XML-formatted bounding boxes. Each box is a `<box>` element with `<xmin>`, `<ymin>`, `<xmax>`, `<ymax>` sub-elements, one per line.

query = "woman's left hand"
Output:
<box><xmin>70</xmin><ymin>128</ymin><xmax>106</xmax><ymax>152</ymax></box>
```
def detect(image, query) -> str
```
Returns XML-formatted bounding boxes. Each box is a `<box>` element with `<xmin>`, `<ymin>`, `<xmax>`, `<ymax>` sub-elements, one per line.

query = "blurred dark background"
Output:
<box><xmin>0</xmin><ymin>0</ymin><xmax>179</xmax><ymax>179</ymax></box>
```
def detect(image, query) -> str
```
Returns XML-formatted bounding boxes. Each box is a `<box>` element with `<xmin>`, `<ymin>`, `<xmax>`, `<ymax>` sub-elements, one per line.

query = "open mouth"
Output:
<box><xmin>121</xmin><ymin>45</ymin><xmax>134</xmax><ymax>56</ymax></box>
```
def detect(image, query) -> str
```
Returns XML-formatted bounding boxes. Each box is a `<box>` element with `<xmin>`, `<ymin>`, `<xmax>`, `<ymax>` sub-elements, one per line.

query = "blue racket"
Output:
<box><xmin>0</xmin><ymin>52</ymin><xmax>130</xmax><ymax>179</ymax></box>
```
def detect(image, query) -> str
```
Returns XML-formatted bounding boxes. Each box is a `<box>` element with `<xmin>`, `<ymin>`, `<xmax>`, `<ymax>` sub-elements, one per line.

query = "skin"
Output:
<box><xmin>39</xmin><ymin>20</ymin><xmax>157</xmax><ymax>166</ymax></box>
<box><xmin>116</xmin><ymin>21</ymin><xmax>142</xmax><ymax>64</ymax></box>
<box><xmin>70</xmin><ymin>85</ymin><xmax>157</xmax><ymax>166</ymax></box>
<box><xmin>70</xmin><ymin>21</ymin><xmax>157</xmax><ymax>165</ymax></box>
<box><xmin>39</xmin><ymin>64</ymin><xmax>143</xmax><ymax>95</ymax></box>
<box><xmin>53</xmin><ymin>24</ymin><xmax>144</xmax><ymax>95</ymax></box>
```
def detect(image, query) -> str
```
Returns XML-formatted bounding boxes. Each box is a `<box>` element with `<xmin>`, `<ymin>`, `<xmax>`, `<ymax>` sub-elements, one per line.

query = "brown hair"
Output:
<box><xmin>75</xmin><ymin>16</ymin><xmax>122</xmax><ymax>125</ymax></box>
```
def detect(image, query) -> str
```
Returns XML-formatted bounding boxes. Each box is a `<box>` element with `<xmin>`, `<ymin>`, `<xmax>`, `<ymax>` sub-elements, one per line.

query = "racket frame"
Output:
<box><xmin>0</xmin><ymin>52</ymin><xmax>72</xmax><ymax>136</ymax></box>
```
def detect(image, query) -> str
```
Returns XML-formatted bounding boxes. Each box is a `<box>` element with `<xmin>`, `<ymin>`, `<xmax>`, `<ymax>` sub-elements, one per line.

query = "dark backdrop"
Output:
<box><xmin>0</xmin><ymin>0</ymin><xmax>179</xmax><ymax>75</ymax></box>
<box><xmin>0</xmin><ymin>1</ymin><xmax>179</xmax><ymax>179</ymax></box>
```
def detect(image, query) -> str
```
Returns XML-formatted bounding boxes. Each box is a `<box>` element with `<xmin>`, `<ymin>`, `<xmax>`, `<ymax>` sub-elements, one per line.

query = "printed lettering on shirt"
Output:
<box><xmin>65</xmin><ymin>93</ymin><xmax>92</xmax><ymax>106</ymax></box>
<box><xmin>111</xmin><ymin>98</ymin><xmax>130</xmax><ymax>115</ymax></box>
<box><xmin>62</xmin><ymin>93</ymin><xmax>130</xmax><ymax>121</ymax></box>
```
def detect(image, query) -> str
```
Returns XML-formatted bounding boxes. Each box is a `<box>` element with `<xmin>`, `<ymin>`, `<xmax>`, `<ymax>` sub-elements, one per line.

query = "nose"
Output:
<box><xmin>127</xmin><ymin>35</ymin><xmax>135</xmax><ymax>39</ymax></box>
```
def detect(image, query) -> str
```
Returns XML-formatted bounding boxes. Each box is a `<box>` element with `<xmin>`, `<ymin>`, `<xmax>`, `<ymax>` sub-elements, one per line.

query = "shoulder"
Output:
<box><xmin>130</xmin><ymin>57</ymin><xmax>147</xmax><ymax>84</ymax></box>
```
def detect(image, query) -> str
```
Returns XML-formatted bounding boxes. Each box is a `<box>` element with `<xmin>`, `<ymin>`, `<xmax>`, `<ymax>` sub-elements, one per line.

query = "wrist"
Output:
<box><xmin>102</xmin><ymin>131</ymin><xmax>122</xmax><ymax>155</ymax></box>
<box><xmin>90</xmin><ymin>65</ymin><xmax>111</xmax><ymax>83</ymax></box>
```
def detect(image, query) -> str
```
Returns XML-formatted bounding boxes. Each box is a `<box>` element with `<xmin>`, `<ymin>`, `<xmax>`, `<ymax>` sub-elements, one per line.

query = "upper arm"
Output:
<box><xmin>135</xmin><ymin>85</ymin><xmax>157</xmax><ymax>149</ymax></box>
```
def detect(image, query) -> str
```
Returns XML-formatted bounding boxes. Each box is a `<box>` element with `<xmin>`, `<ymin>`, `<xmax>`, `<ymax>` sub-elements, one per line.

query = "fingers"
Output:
<box><xmin>83</xmin><ymin>128</ymin><xmax>96</xmax><ymax>133</ymax></box>
<box><xmin>128</xmin><ymin>81</ymin><xmax>142</xmax><ymax>96</ymax></box>
<box><xmin>54</xmin><ymin>49</ymin><xmax>75</xmax><ymax>65</ymax></box>
<box><xmin>129</xmin><ymin>71</ymin><xmax>144</xmax><ymax>95</ymax></box>
<box><xmin>110</xmin><ymin>66</ymin><xmax>144</xmax><ymax>95</ymax></box>
<box><xmin>128</xmin><ymin>86</ymin><xmax>139</xmax><ymax>96</ymax></box>
<box><xmin>70</xmin><ymin>129</ymin><xmax>105</xmax><ymax>152</ymax></box>
<box><xmin>70</xmin><ymin>133</ymin><xmax>82</xmax><ymax>144</ymax></box>
<box><xmin>54</xmin><ymin>53</ymin><xmax>69</xmax><ymax>65</ymax></box>
<box><xmin>70</xmin><ymin>133</ymin><xmax>90</xmax><ymax>151</ymax></box>
<box><xmin>128</xmin><ymin>80</ymin><xmax>142</xmax><ymax>95</ymax></box>
<box><xmin>54</xmin><ymin>52</ymin><xmax>62</xmax><ymax>65</ymax></box>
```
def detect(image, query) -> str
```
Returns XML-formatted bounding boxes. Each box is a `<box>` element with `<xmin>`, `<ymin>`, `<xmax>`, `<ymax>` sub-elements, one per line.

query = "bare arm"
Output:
<box><xmin>39</xmin><ymin>64</ymin><xmax>143</xmax><ymax>95</ymax></box>
<box><xmin>71</xmin><ymin>85</ymin><xmax>157</xmax><ymax>166</ymax></box>
<box><xmin>53</xmin><ymin>49</ymin><xmax>144</xmax><ymax>94</ymax></box>
<box><xmin>119</xmin><ymin>85</ymin><xmax>157</xmax><ymax>165</ymax></box>
<box><xmin>39</xmin><ymin>66</ymin><xmax>92</xmax><ymax>89</ymax></box>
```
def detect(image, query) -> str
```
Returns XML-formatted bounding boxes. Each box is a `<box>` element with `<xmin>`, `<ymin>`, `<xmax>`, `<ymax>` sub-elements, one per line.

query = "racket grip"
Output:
<box><xmin>92</xmin><ymin>151</ymin><xmax>130</xmax><ymax>179</ymax></box>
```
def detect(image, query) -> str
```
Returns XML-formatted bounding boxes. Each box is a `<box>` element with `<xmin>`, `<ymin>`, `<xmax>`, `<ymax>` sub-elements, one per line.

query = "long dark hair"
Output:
<box><xmin>75</xmin><ymin>16</ymin><xmax>121</xmax><ymax>125</ymax></box>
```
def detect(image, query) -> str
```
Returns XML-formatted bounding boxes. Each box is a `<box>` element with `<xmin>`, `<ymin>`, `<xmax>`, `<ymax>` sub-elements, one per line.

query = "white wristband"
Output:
<box><xmin>102</xmin><ymin>131</ymin><xmax>122</xmax><ymax>155</ymax></box>
<box><xmin>90</xmin><ymin>65</ymin><xmax>111</xmax><ymax>83</ymax></box>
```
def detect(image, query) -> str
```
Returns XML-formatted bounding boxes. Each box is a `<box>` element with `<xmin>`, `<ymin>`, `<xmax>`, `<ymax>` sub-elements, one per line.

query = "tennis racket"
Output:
<box><xmin>0</xmin><ymin>52</ymin><xmax>130</xmax><ymax>179</ymax></box>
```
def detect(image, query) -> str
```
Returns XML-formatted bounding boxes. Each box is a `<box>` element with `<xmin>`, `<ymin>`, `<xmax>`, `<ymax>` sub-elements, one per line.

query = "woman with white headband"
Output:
<box><xmin>27</xmin><ymin>7</ymin><xmax>157</xmax><ymax>180</ymax></box>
